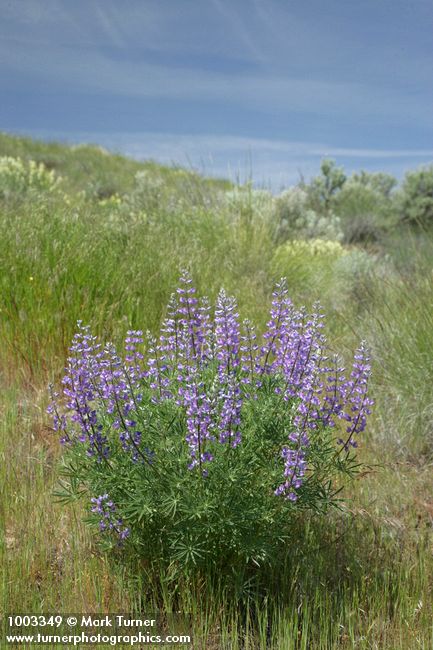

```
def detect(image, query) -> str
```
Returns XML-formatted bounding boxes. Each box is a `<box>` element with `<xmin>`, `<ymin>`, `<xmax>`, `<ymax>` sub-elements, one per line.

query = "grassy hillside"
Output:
<box><xmin>0</xmin><ymin>132</ymin><xmax>232</xmax><ymax>197</ymax></box>
<box><xmin>1</xmin><ymin>133</ymin><xmax>432</xmax><ymax>648</ymax></box>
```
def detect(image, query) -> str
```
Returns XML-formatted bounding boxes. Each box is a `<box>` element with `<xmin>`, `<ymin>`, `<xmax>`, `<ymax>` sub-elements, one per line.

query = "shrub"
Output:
<box><xmin>399</xmin><ymin>165</ymin><xmax>433</xmax><ymax>225</ymax></box>
<box><xmin>223</xmin><ymin>186</ymin><xmax>275</xmax><ymax>223</ymax></box>
<box><xmin>341</xmin><ymin>214</ymin><xmax>384</xmax><ymax>246</ymax></box>
<box><xmin>332</xmin><ymin>249</ymin><xmax>387</xmax><ymax>311</ymax></box>
<box><xmin>49</xmin><ymin>273</ymin><xmax>373</xmax><ymax>580</ymax></box>
<box><xmin>349</xmin><ymin>170</ymin><xmax>396</xmax><ymax>198</ymax></box>
<box><xmin>0</xmin><ymin>156</ymin><xmax>61</xmax><ymax>200</ymax></box>
<box><xmin>271</xmin><ymin>239</ymin><xmax>347</xmax><ymax>303</ymax></box>
<box><xmin>336</xmin><ymin>177</ymin><xmax>395</xmax><ymax>221</ymax></box>
<box><xmin>273</xmin><ymin>187</ymin><xmax>308</xmax><ymax>241</ymax></box>
<box><xmin>306</xmin><ymin>159</ymin><xmax>346</xmax><ymax>214</ymax></box>
<box><xmin>274</xmin><ymin>187</ymin><xmax>343</xmax><ymax>243</ymax></box>
<box><xmin>274</xmin><ymin>238</ymin><xmax>346</xmax><ymax>259</ymax></box>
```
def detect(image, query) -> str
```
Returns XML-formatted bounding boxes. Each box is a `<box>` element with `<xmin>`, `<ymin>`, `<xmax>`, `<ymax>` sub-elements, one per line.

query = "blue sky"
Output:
<box><xmin>1</xmin><ymin>0</ymin><xmax>432</xmax><ymax>188</ymax></box>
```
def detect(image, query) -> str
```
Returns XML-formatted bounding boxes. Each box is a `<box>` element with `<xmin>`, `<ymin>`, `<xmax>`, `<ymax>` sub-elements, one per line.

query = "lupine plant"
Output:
<box><xmin>49</xmin><ymin>272</ymin><xmax>373</xmax><ymax>576</ymax></box>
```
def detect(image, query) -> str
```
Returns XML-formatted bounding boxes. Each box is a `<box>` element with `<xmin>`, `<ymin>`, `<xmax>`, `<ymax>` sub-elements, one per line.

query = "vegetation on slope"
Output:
<box><xmin>1</xmin><ymin>133</ymin><xmax>432</xmax><ymax>648</ymax></box>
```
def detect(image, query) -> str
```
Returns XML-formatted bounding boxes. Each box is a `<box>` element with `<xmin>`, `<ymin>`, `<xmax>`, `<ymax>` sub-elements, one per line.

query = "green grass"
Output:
<box><xmin>1</xmin><ymin>132</ymin><xmax>433</xmax><ymax>648</ymax></box>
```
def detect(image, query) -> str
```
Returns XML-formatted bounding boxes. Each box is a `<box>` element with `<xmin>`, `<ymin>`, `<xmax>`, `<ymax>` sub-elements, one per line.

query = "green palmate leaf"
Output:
<box><xmin>170</xmin><ymin>536</ymin><xmax>207</xmax><ymax>566</ymax></box>
<box><xmin>160</xmin><ymin>494</ymin><xmax>182</xmax><ymax>518</ymax></box>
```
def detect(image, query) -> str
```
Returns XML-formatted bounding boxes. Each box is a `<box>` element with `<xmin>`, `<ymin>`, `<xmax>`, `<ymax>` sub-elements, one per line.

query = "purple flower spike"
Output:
<box><xmin>146</xmin><ymin>332</ymin><xmax>172</xmax><ymax>402</ymax></box>
<box><xmin>218</xmin><ymin>374</ymin><xmax>243</xmax><ymax>447</ymax></box>
<box><xmin>338</xmin><ymin>342</ymin><xmax>374</xmax><ymax>450</ymax></box>
<box><xmin>214</xmin><ymin>289</ymin><xmax>243</xmax><ymax>448</ymax></box>
<box><xmin>179</xmin><ymin>366</ymin><xmax>215</xmax><ymax>469</ymax></box>
<box><xmin>90</xmin><ymin>494</ymin><xmax>129</xmax><ymax>543</ymax></box>
<box><xmin>215</xmin><ymin>289</ymin><xmax>240</xmax><ymax>380</ymax></box>
<box><xmin>320</xmin><ymin>355</ymin><xmax>347</xmax><ymax>427</ymax></box>
<box><xmin>61</xmin><ymin>322</ymin><xmax>110</xmax><ymax>461</ymax></box>
<box><xmin>177</xmin><ymin>270</ymin><xmax>200</xmax><ymax>361</ymax></box>
<box><xmin>275</xmin><ymin>447</ymin><xmax>307</xmax><ymax>501</ymax></box>
<box><xmin>260</xmin><ymin>278</ymin><xmax>292</xmax><ymax>376</ymax></box>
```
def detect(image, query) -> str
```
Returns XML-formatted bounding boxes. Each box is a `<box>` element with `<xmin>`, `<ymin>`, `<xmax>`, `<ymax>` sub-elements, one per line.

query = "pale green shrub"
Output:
<box><xmin>222</xmin><ymin>186</ymin><xmax>275</xmax><ymax>222</ymax></box>
<box><xmin>333</xmin><ymin>249</ymin><xmax>387</xmax><ymax>300</ymax></box>
<box><xmin>276</xmin><ymin>238</ymin><xmax>347</xmax><ymax>258</ymax></box>
<box><xmin>306</xmin><ymin>159</ymin><xmax>346</xmax><ymax>213</ymax></box>
<box><xmin>271</xmin><ymin>238</ymin><xmax>347</xmax><ymax>298</ymax></box>
<box><xmin>274</xmin><ymin>187</ymin><xmax>343</xmax><ymax>242</ymax></box>
<box><xmin>0</xmin><ymin>156</ymin><xmax>61</xmax><ymax>199</ymax></box>
<box><xmin>398</xmin><ymin>165</ymin><xmax>433</xmax><ymax>225</ymax></box>
<box><xmin>335</xmin><ymin>173</ymin><xmax>397</xmax><ymax>237</ymax></box>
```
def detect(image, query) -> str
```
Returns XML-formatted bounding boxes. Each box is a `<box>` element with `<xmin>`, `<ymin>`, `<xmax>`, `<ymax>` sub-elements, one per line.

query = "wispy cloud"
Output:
<box><xmin>1</xmin><ymin>32</ymin><xmax>432</xmax><ymax>130</ymax></box>
<box><xmin>209</xmin><ymin>0</ymin><xmax>267</xmax><ymax>63</ymax></box>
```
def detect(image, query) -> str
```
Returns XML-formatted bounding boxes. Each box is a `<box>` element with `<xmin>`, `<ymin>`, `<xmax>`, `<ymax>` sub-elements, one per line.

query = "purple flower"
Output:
<box><xmin>338</xmin><ymin>342</ymin><xmax>373</xmax><ymax>450</ymax></box>
<box><xmin>260</xmin><ymin>278</ymin><xmax>292</xmax><ymax>377</ymax></box>
<box><xmin>274</xmin><ymin>447</ymin><xmax>307</xmax><ymax>501</ymax></box>
<box><xmin>320</xmin><ymin>354</ymin><xmax>347</xmax><ymax>427</ymax></box>
<box><xmin>178</xmin><ymin>365</ymin><xmax>215</xmax><ymax>471</ymax></box>
<box><xmin>269</xmin><ymin>298</ymin><xmax>331</xmax><ymax>499</ymax></box>
<box><xmin>176</xmin><ymin>269</ymin><xmax>200</xmax><ymax>362</ymax></box>
<box><xmin>90</xmin><ymin>494</ymin><xmax>130</xmax><ymax>542</ymax></box>
<box><xmin>124</xmin><ymin>330</ymin><xmax>146</xmax><ymax>388</ymax></box>
<box><xmin>95</xmin><ymin>342</ymin><xmax>147</xmax><ymax>463</ymax></box>
<box><xmin>47</xmin><ymin>384</ymin><xmax>70</xmax><ymax>444</ymax></box>
<box><xmin>217</xmin><ymin>374</ymin><xmax>243</xmax><ymax>447</ymax></box>
<box><xmin>214</xmin><ymin>289</ymin><xmax>243</xmax><ymax>447</ymax></box>
<box><xmin>275</xmin><ymin>356</ymin><xmax>324</xmax><ymax>500</ymax></box>
<box><xmin>279</xmin><ymin>305</ymin><xmax>325</xmax><ymax>400</ymax></box>
<box><xmin>61</xmin><ymin>322</ymin><xmax>110</xmax><ymax>461</ymax></box>
<box><xmin>159</xmin><ymin>293</ymin><xmax>181</xmax><ymax>363</ymax></box>
<box><xmin>145</xmin><ymin>332</ymin><xmax>172</xmax><ymax>402</ymax></box>
<box><xmin>215</xmin><ymin>289</ymin><xmax>240</xmax><ymax>380</ymax></box>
